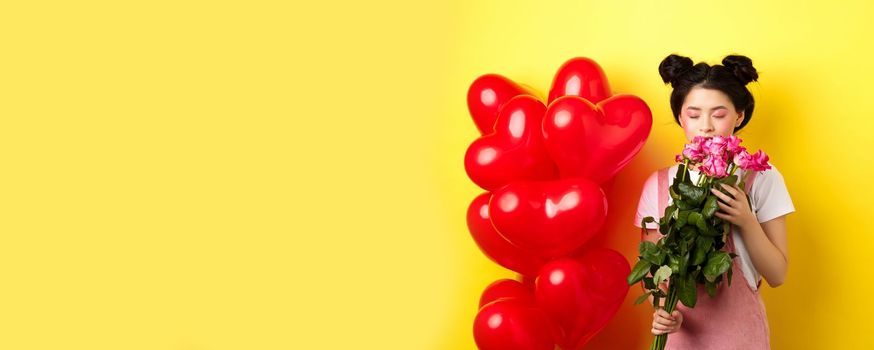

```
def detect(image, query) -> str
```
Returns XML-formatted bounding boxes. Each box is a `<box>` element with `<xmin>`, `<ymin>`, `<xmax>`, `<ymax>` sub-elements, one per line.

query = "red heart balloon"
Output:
<box><xmin>465</xmin><ymin>95</ymin><xmax>558</xmax><ymax>191</ymax></box>
<box><xmin>548</xmin><ymin>57</ymin><xmax>612</xmax><ymax>105</ymax></box>
<box><xmin>468</xmin><ymin>74</ymin><xmax>536</xmax><ymax>135</ymax></box>
<box><xmin>489</xmin><ymin>177</ymin><xmax>607</xmax><ymax>258</ymax></box>
<box><xmin>467</xmin><ymin>193</ymin><xmax>547</xmax><ymax>276</ymax></box>
<box><xmin>542</xmin><ymin>94</ymin><xmax>652</xmax><ymax>184</ymax></box>
<box><xmin>473</xmin><ymin>298</ymin><xmax>555</xmax><ymax>350</ymax></box>
<box><xmin>479</xmin><ymin>279</ymin><xmax>535</xmax><ymax>309</ymax></box>
<box><xmin>519</xmin><ymin>273</ymin><xmax>537</xmax><ymax>291</ymax></box>
<box><xmin>534</xmin><ymin>248</ymin><xmax>631</xmax><ymax>350</ymax></box>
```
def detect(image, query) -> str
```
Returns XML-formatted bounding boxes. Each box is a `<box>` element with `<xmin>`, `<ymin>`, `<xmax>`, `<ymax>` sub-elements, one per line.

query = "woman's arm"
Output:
<box><xmin>710</xmin><ymin>182</ymin><xmax>790</xmax><ymax>288</ymax></box>
<box><xmin>737</xmin><ymin>215</ymin><xmax>789</xmax><ymax>288</ymax></box>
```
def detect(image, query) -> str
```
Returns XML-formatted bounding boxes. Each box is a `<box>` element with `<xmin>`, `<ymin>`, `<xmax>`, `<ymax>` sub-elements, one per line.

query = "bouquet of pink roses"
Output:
<box><xmin>626</xmin><ymin>135</ymin><xmax>771</xmax><ymax>350</ymax></box>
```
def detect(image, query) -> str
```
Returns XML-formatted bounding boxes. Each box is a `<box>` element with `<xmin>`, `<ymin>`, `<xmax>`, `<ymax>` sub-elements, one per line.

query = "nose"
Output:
<box><xmin>700</xmin><ymin>119</ymin><xmax>714</xmax><ymax>134</ymax></box>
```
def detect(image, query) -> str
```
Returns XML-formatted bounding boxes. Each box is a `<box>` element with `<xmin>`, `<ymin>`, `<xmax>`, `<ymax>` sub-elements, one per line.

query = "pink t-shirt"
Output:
<box><xmin>633</xmin><ymin>162</ymin><xmax>795</xmax><ymax>290</ymax></box>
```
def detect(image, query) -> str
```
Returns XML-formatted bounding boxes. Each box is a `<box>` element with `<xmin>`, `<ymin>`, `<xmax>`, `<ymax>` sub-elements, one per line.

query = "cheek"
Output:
<box><xmin>715</xmin><ymin>118</ymin><xmax>737</xmax><ymax>133</ymax></box>
<box><xmin>681</xmin><ymin>117</ymin><xmax>698</xmax><ymax>130</ymax></box>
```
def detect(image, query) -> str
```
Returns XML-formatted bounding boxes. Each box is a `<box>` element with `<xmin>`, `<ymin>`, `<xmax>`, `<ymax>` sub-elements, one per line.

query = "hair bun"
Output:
<box><xmin>658</xmin><ymin>54</ymin><xmax>694</xmax><ymax>85</ymax></box>
<box><xmin>722</xmin><ymin>55</ymin><xmax>758</xmax><ymax>85</ymax></box>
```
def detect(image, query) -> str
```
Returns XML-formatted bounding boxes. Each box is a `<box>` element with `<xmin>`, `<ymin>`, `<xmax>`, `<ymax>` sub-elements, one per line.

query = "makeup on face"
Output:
<box><xmin>679</xmin><ymin>88</ymin><xmax>742</xmax><ymax>140</ymax></box>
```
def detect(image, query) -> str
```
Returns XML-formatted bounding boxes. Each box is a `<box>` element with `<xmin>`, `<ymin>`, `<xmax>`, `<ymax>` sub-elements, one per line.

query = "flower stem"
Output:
<box><xmin>651</xmin><ymin>280</ymin><xmax>680</xmax><ymax>350</ymax></box>
<box><xmin>682</xmin><ymin>160</ymin><xmax>689</xmax><ymax>183</ymax></box>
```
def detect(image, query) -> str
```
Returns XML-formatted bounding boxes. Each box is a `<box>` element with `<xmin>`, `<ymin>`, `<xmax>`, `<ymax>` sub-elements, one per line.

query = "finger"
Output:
<box><xmin>653</xmin><ymin>313</ymin><xmax>675</xmax><ymax>324</ymax></box>
<box><xmin>716</xmin><ymin>200</ymin><xmax>739</xmax><ymax>214</ymax></box>
<box><xmin>719</xmin><ymin>183</ymin><xmax>740</xmax><ymax>197</ymax></box>
<box><xmin>714</xmin><ymin>211</ymin><xmax>737</xmax><ymax>224</ymax></box>
<box><xmin>655</xmin><ymin>317</ymin><xmax>676</xmax><ymax>327</ymax></box>
<box><xmin>657</xmin><ymin>309</ymin><xmax>675</xmax><ymax>320</ymax></box>
<box><xmin>709</xmin><ymin>187</ymin><xmax>732</xmax><ymax>201</ymax></box>
<box><xmin>656</xmin><ymin>316</ymin><xmax>676</xmax><ymax>326</ymax></box>
<box><xmin>653</xmin><ymin>320</ymin><xmax>674</xmax><ymax>330</ymax></box>
<box><xmin>731</xmin><ymin>184</ymin><xmax>748</xmax><ymax>201</ymax></box>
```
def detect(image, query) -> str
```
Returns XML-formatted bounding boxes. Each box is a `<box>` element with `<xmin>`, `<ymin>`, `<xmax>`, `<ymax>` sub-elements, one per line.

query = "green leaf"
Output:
<box><xmin>687</xmin><ymin>211</ymin><xmax>703</xmax><ymax>228</ymax></box>
<box><xmin>703</xmin><ymin>251</ymin><xmax>732</xmax><ymax>282</ymax></box>
<box><xmin>653</xmin><ymin>265</ymin><xmax>672</xmax><ymax>285</ymax></box>
<box><xmin>702</xmin><ymin>196</ymin><xmax>719</xmax><ymax>218</ymax></box>
<box><xmin>678</xmin><ymin>252</ymin><xmax>690</xmax><ymax>277</ymax></box>
<box><xmin>662</xmin><ymin>205</ymin><xmax>678</xmax><ymax>222</ymax></box>
<box><xmin>640</xmin><ymin>241</ymin><xmax>665</xmax><ymax>265</ymax></box>
<box><xmin>679</xmin><ymin>273</ymin><xmax>698</xmax><ymax>308</ymax></box>
<box><xmin>678</xmin><ymin>224</ymin><xmax>695</xmax><ymax>241</ymax></box>
<box><xmin>669</xmin><ymin>185</ymin><xmax>681</xmax><ymax>201</ymax></box>
<box><xmin>674</xmin><ymin>210</ymin><xmax>690</xmax><ymax>229</ymax></box>
<box><xmin>643</xmin><ymin>276</ymin><xmax>656</xmax><ymax>289</ymax></box>
<box><xmin>678</xmin><ymin>182</ymin><xmax>707</xmax><ymax>205</ymax></box>
<box><xmin>678</xmin><ymin>237</ymin><xmax>689</xmax><ymax>256</ymax></box>
<box><xmin>718</xmin><ymin>175</ymin><xmax>738</xmax><ymax>186</ymax></box>
<box><xmin>634</xmin><ymin>291</ymin><xmax>652</xmax><ymax>305</ymax></box>
<box><xmin>679</xmin><ymin>225</ymin><xmax>697</xmax><ymax>240</ymax></box>
<box><xmin>705</xmin><ymin>280</ymin><xmax>717</xmax><ymax>298</ymax></box>
<box><xmin>627</xmin><ymin>259</ymin><xmax>652</xmax><ymax>285</ymax></box>
<box><xmin>675</xmin><ymin>198</ymin><xmax>696</xmax><ymax>210</ymax></box>
<box><xmin>640</xmin><ymin>216</ymin><xmax>657</xmax><ymax>233</ymax></box>
<box><xmin>727</xmin><ymin>264</ymin><xmax>733</xmax><ymax>287</ymax></box>
<box><xmin>694</xmin><ymin>212</ymin><xmax>710</xmax><ymax>233</ymax></box>
<box><xmin>667</xmin><ymin>254</ymin><xmax>680</xmax><ymax>275</ymax></box>
<box><xmin>691</xmin><ymin>236</ymin><xmax>713</xmax><ymax>266</ymax></box>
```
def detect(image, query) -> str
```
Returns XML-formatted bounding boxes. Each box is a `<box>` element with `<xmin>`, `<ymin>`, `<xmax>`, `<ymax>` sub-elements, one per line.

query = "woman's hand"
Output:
<box><xmin>710</xmin><ymin>183</ymin><xmax>757</xmax><ymax>228</ymax></box>
<box><xmin>652</xmin><ymin>307</ymin><xmax>683</xmax><ymax>335</ymax></box>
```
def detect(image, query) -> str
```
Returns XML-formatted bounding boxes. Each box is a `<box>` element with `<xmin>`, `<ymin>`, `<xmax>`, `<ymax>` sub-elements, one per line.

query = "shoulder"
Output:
<box><xmin>749</xmin><ymin>161</ymin><xmax>796</xmax><ymax>222</ymax></box>
<box><xmin>642</xmin><ymin>164</ymin><xmax>676</xmax><ymax>190</ymax></box>
<box><xmin>750</xmin><ymin>161</ymin><xmax>787</xmax><ymax>189</ymax></box>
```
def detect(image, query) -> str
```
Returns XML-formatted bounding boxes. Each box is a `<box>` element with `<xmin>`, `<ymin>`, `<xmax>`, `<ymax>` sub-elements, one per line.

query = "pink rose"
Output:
<box><xmin>677</xmin><ymin>137</ymin><xmax>708</xmax><ymax>164</ymax></box>
<box><xmin>691</xmin><ymin>135</ymin><xmax>708</xmax><ymax>147</ymax></box>
<box><xmin>750</xmin><ymin>150</ymin><xmax>772</xmax><ymax>171</ymax></box>
<box><xmin>733</xmin><ymin>149</ymin><xmax>754</xmax><ymax>170</ymax></box>
<box><xmin>734</xmin><ymin>149</ymin><xmax>771</xmax><ymax>172</ymax></box>
<box><xmin>726</xmin><ymin>135</ymin><xmax>744</xmax><ymax>156</ymax></box>
<box><xmin>704</xmin><ymin>136</ymin><xmax>728</xmax><ymax>160</ymax></box>
<box><xmin>700</xmin><ymin>154</ymin><xmax>728</xmax><ymax>178</ymax></box>
<box><xmin>682</xmin><ymin>143</ymin><xmax>706</xmax><ymax>163</ymax></box>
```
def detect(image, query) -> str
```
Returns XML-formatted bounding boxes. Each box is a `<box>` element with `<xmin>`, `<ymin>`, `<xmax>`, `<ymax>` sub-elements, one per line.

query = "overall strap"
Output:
<box><xmin>744</xmin><ymin>170</ymin><xmax>758</xmax><ymax>193</ymax></box>
<box><xmin>656</xmin><ymin>168</ymin><xmax>670</xmax><ymax>217</ymax></box>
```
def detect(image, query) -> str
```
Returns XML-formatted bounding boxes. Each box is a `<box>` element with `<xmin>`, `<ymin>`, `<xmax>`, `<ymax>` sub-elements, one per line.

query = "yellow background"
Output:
<box><xmin>1</xmin><ymin>0</ymin><xmax>872</xmax><ymax>349</ymax></box>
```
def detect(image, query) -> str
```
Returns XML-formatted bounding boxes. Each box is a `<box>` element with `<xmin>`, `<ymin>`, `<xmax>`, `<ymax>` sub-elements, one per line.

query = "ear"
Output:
<box><xmin>679</xmin><ymin>115</ymin><xmax>685</xmax><ymax>128</ymax></box>
<box><xmin>735</xmin><ymin>110</ymin><xmax>745</xmax><ymax>127</ymax></box>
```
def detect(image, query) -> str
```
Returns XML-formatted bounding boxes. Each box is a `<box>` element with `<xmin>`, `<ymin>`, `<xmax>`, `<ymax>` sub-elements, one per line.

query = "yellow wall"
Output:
<box><xmin>1</xmin><ymin>0</ymin><xmax>872</xmax><ymax>349</ymax></box>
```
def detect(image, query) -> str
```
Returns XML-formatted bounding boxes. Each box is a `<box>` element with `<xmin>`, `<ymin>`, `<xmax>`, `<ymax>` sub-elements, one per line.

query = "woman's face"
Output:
<box><xmin>678</xmin><ymin>86</ymin><xmax>745</xmax><ymax>141</ymax></box>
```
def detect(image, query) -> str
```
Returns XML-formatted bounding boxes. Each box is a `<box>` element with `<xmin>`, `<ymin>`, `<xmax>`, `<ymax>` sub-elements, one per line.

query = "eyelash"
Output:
<box><xmin>688</xmin><ymin>115</ymin><xmax>725</xmax><ymax>119</ymax></box>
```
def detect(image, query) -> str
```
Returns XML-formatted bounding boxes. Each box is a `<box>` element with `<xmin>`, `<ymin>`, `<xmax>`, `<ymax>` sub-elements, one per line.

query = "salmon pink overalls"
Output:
<box><xmin>652</xmin><ymin>168</ymin><xmax>771</xmax><ymax>350</ymax></box>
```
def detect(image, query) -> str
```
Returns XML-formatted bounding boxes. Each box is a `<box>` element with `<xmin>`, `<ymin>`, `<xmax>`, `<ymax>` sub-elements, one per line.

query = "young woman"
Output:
<box><xmin>633</xmin><ymin>54</ymin><xmax>796</xmax><ymax>349</ymax></box>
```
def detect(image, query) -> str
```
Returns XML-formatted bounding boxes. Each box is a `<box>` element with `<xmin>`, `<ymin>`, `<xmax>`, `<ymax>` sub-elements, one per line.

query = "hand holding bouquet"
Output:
<box><xmin>626</xmin><ymin>135</ymin><xmax>771</xmax><ymax>350</ymax></box>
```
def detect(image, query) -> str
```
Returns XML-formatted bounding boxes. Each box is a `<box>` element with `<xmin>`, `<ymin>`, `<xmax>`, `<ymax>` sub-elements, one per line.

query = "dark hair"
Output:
<box><xmin>658</xmin><ymin>54</ymin><xmax>759</xmax><ymax>132</ymax></box>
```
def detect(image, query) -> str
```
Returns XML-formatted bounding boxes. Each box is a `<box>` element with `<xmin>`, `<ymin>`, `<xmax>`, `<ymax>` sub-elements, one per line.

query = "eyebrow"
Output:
<box><xmin>686</xmin><ymin>106</ymin><xmax>727</xmax><ymax>111</ymax></box>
